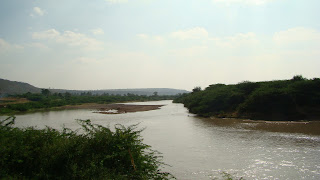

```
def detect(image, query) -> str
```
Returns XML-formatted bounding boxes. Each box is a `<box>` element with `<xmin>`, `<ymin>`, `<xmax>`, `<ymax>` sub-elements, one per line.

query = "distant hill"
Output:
<box><xmin>80</xmin><ymin>88</ymin><xmax>189</xmax><ymax>96</ymax></box>
<box><xmin>0</xmin><ymin>78</ymin><xmax>189</xmax><ymax>97</ymax></box>
<box><xmin>0</xmin><ymin>78</ymin><xmax>41</xmax><ymax>96</ymax></box>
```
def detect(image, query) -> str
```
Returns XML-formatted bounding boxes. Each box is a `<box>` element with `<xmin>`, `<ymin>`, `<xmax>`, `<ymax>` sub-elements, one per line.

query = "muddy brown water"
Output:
<box><xmin>2</xmin><ymin>100</ymin><xmax>320</xmax><ymax>179</ymax></box>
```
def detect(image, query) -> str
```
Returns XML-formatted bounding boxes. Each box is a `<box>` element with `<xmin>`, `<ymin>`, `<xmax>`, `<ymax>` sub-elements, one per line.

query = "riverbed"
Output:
<box><xmin>2</xmin><ymin>100</ymin><xmax>320</xmax><ymax>179</ymax></box>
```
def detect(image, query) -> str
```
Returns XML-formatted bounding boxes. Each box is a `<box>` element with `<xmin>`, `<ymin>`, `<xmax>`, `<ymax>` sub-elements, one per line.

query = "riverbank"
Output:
<box><xmin>174</xmin><ymin>76</ymin><xmax>320</xmax><ymax>121</ymax></box>
<box><xmin>208</xmin><ymin>109</ymin><xmax>320</xmax><ymax>122</ymax></box>
<box><xmin>203</xmin><ymin>117</ymin><xmax>320</xmax><ymax>135</ymax></box>
<box><xmin>0</xmin><ymin>92</ymin><xmax>172</xmax><ymax>115</ymax></box>
<box><xmin>0</xmin><ymin>103</ymin><xmax>164</xmax><ymax>115</ymax></box>
<box><xmin>6</xmin><ymin>100</ymin><xmax>320</xmax><ymax>179</ymax></box>
<box><xmin>0</xmin><ymin>117</ymin><xmax>173</xmax><ymax>179</ymax></box>
<box><xmin>0</xmin><ymin>97</ymin><xmax>30</xmax><ymax>107</ymax></box>
<box><xmin>62</xmin><ymin>103</ymin><xmax>164</xmax><ymax>114</ymax></box>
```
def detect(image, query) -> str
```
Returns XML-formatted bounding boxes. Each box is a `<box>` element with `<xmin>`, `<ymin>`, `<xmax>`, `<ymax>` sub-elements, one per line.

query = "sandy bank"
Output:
<box><xmin>62</xmin><ymin>103</ymin><xmax>164</xmax><ymax>114</ymax></box>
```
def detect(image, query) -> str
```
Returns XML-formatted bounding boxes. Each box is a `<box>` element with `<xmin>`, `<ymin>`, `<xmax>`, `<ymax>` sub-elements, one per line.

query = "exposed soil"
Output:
<box><xmin>61</xmin><ymin>103</ymin><xmax>164</xmax><ymax>114</ymax></box>
<box><xmin>199</xmin><ymin>117</ymin><xmax>320</xmax><ymax>135</ymax></box>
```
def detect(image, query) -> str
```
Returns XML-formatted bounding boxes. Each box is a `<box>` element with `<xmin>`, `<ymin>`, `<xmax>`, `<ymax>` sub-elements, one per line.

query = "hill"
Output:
<box><xmin>0</xmin><ymin>78</ymin><xmax>189</xmax><ymax>97</ymax></box>
<box><xmin>83</xmin><ymin>88</ymin><xmax>189</xmax><ymax>96</ymax></box>
<box><xmin>0</xmin><ymin>78</ymin><xmax>41</xmax><ymax>96</ymax></box>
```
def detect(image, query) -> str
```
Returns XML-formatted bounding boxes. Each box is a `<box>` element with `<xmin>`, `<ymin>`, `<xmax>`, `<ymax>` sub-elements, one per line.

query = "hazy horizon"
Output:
<box><xmin>1</xmin><ymin>0</ymin><xmax>319</xmax><ymax>91</ymax></box>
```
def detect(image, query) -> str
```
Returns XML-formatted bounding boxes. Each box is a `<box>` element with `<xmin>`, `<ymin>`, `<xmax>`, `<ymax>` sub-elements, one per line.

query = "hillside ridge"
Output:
<box><xmin>0</xmin><ymin>78</ymin><xmax>189</xmax><ymax>96</ymax></box>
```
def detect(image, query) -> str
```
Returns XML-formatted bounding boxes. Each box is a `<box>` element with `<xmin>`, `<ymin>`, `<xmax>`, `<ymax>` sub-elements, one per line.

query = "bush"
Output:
<box><xmin>174</xmin><ymin>76</ymin><xmax>320</xmax><ymax>120</ymax></box>
<box><xmin>0</xmin><ymin>116</ymin><xmax>174</xmax><ymax>179</ymax></box>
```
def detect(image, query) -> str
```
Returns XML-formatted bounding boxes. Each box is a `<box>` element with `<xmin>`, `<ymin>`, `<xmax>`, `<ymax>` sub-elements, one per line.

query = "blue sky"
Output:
<box><xmin>1</xmin><ymin>0</ymin><xmax>320</xmax><ymax>90</ymax></box>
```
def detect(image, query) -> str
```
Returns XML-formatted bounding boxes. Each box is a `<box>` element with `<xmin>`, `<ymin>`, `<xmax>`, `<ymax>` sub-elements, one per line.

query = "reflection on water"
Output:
<box><xmin>1</xmin><ymin>100</ymin><xmax>320</xmax><ymax>179</ymax></box>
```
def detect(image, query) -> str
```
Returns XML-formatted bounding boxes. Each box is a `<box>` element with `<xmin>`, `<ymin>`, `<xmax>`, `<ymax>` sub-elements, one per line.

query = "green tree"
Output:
<box><xmin>192</xmin><ymin>87</ymin><xmax>201</xmax><ymax>93</ymax></box>
<box><xmin>174</xmin><ymin>76</ymin><xmax>320</xmax><ymax>120</ymax></box>
<box><xmin>153</xmin><ymin>92</ymin><xmax>158</xmax><ymax>96</ymax></box>
<box><xmin>64</xmin><ymin>92</ymin><xmax>72</xmax><ymax>100</ymax></box>
<box><xmin>41</xmin><ymin>89</ymin><xmax>51</xmax><ymax>97</ymax></box>
<box><xmin>292</xmin><ymin>75</ymin><xmax>306</xmax><ymax>81</ymax></box>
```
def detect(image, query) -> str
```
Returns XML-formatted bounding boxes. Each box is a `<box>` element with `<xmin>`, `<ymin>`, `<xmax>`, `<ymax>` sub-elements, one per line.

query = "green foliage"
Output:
<box><xmin>41</xmin><ymin>89</ymin><xmax>51</xmax><ymax>97</ymax></box>
<box><xmin>0</xmin><ymin>92</ymin><xmax>178</xmax><ymax>115</ymax></box>
<box><xmin>0</xmin><ymin>116</ymin><xmax>174</xmax><ymax>179</ymax></box>
<box><xmin>192</xmin><ymin>86</ymin><xmax>202</xmax><ymax>93</ymax></box>
<box><xmin>291</xmin><ymin>75</ymin><xmax>307</xmax><ymax>81</ymax></box>
<box><xmin>174</xmin><ymin>76</ymin><xmax>320</xmax><ymax>120</ymax></box>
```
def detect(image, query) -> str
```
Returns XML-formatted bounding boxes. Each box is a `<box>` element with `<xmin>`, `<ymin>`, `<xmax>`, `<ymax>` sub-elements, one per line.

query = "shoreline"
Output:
<box><xmin>206</xmin><ymin>117</ymin><xmax>320</xmax><ymax>135</ymax></box>
<box><xmin>0</xmin><ymin>102</ymin><xmax>164</xmax><ymax>116</ymax></box>
<box><xmin>88</xmin><ymin>103</ymin><xmax>164</xmax><ymax>114</ymax></box>
<box><xmin>61</xmin><ymin>103</ymin><xmax>164</xmax><ymax>114</ymax></box>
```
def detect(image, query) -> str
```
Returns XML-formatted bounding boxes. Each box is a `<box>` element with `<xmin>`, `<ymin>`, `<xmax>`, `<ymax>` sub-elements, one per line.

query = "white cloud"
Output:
<box><xmin>91</xmin><ymin>28</ymin><xmax>105</xmax><ymax>35</ymax></box>
<box><xmin>73</xmin><ymin>57</ymin><xmax>102</xmax><ymax>64</ymax></box>
<box><xmin>30</xmin><ymin>7</ymin><xmax>46</xmax><ymax>17</ymax></box>
<box><xmin>273</xmin><ymin>27</ymin><xmax>320</xmax><ymax>46</ymax></box>
<box><xmin>0</xmin><ymin>38</ymin><xmax>24</xmax><ymax>54</ymax></box>
<box><xmin>5</xmin><ymin>26</ymin><xmax>317</xmax><ymax>90</ymax></box>
<box><xmin>105</xmin><ymin>0</ymin><xmax>128</xmax><ymax>4</ymax></box>
<box><xmin>153</xmin><ymin>36</ymin><xmax>165</xmax><ymax>44</ymax></box>
<box><xmin>58</xmin><ymin>51</ymin><xmax>168</xmax><ymax>89</ymax></box>
<box><xmin>137</xmin><ymin>28</ymin><xmax>260</xmax><ymax>59</ymax></box>
<box><xmin>213</xmin><ymin>0</ymin><xmax>275</xmax><ymax>5</ymax></box>
<box><xmin>32</xmin><ymin>29</ymin><xmax>104</xmax><ymax>51</ymax></box>
<box><xmin>26</xmin><ymin>43</ymin><xmax>50</xmax><ymax>50</ymax></box>
<box><xmin>0</xmin><ymin>39</ymin><xmax>12</xmax><ymax>52</ymax></box>
<box><xmin>169</xmin><ymin>46</ymin><xmax>208</xmax><ymax>57</ymax></box>
<box><xmin>32</xmin><ymin>29</ymin><xmax>60</xmax><ymax>39</ymax></box>
<box><xmin>139</xmin><ymin>27</ymin><xmax>257</xmax><ymax>49</ymax></box>
<box><xmin>137</xmin><ymin>33</ymin><xmax>165</xmax><ymax>44</ymax></box>
<box><xmin>137</xmin><ymin>34</ymin><xmax>149</xmax><ymax>39</ymax></box>
<box><xmin>171</xmin><ymin>27</ymin><xmax>209</xmax><ymax>40</ymax></box>
<box><xmin>211</xmin><ymin>32</ymin><xmax>259</xmax><ymax>48</ymax></box>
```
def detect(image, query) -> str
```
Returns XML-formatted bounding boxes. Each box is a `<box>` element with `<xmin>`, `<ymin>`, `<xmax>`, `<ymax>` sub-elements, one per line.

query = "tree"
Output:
<box><xmin>41</xmin><ymin>89</ymin><xmax>51</xmax><ymax>97</ymax></box>
<box><xmin>192</xmin><ymin>87</ymin><xmax>201</xmax><ymax>93</ymax></box>
<box><xmin>292</xmin><ymin>75</ymin><xmax>306</xmax><ymax>81</ymax></box>
<box><xmin>64</xmin><ymin>92</ymin><xmax>72</xmax><ymax>99</ymax></box>
<box><xmin>153</xmin><ymin>92</ymin><xmax>158</xmax><ymax>96</ymax></box>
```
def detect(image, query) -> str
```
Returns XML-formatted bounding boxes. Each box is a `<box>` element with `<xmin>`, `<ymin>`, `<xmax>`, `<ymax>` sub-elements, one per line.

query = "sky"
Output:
<box><xmin>0</xmin><ymin>0</ymin><xmax>319</xmax><ymax>91</ymax></box>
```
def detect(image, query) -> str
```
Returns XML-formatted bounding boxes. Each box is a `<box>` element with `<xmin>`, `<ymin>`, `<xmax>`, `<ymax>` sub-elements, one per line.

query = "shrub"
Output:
<box><xmin>0</xmin><ymin>116</ymin><xmax>174</xmax><ymax>179</ymax></box>
<box><xmin>174</xmin><ymin>76</ymin><xmax>320</xmax><ymax>120</ymax></box>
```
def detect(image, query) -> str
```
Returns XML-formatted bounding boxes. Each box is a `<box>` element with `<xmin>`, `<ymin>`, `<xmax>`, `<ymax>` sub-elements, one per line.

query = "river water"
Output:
<box><xmin>3</xmin><ymin>100</ymin><xmax>320</xmax><ymax>179</ymax></box>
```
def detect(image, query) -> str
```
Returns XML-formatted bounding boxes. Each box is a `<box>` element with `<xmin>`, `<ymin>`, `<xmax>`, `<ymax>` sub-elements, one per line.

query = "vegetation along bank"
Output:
<box><xmin>174</xmin><ymin>76</ymin><xmax>320</xmax><ymax>121</ymax></box>
<box><xmin>0</xmin><ymin>90</ymin><xmax>177</xmax><ymax>115</ymax></box>
<box><xmin>0</xmin><ymin>116</ymin><xmax>174</xmax><ymax>179</ymax></box>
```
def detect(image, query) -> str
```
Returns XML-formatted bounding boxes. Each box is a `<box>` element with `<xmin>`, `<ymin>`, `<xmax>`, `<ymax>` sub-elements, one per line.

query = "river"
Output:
<box><xmin>3</xmin><ymin>100</ymin><xmax>320</xmax><ymax>179</ymax></box>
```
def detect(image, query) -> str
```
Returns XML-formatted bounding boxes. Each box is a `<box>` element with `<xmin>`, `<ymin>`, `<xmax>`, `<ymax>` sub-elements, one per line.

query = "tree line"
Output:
<box><xmin>0</xmin><ymin>90</ymin><xmax>177</xmax><ymax>115</ymax></box>
<box><xmin>174</xmin><ymin>76</ymin><xmax>320</xmax><ymax>121</ymax></box>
